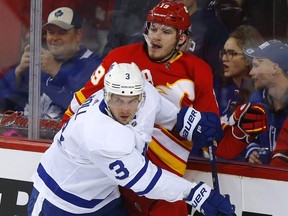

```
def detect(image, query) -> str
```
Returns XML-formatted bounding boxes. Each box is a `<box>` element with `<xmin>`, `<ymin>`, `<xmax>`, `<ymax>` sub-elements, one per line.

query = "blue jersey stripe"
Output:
<box><xmin>125</xmin><ymin>159</ymin><xmax>149</xmax><ymax>188</ymax></box>
<box><xmin>124</xmin><ymin>159</ymin><xmax>162</xmax><ymax>195</ymax></box>
<box><xmin>137</xmin><ymin>166</ymin><xmax>162</xmax><ymax>196</ymax></box>
<box><xmin>37</xmin><ymin>163</ymin><xmax>102</xmax><ymax>208</ymax></box>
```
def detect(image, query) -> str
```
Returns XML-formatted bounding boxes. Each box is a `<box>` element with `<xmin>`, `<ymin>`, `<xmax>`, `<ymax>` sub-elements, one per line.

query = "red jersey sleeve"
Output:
<box><xmin>215</xmin><ymin>126</ymin><xmax>248</xmax><ymax>159</ymax></box>
<box><xmin>270</xmin><ymin>118</ymin><xmax>288</xmax><ymax>167</ymax></box>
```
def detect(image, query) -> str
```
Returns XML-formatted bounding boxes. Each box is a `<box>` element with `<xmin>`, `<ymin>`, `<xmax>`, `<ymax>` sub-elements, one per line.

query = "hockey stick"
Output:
<box><xmin>208</xmin><ymin>139</ymin><xmax>220</xmax><ymax>193</ymax></box>
<box><xmin>208</xmin><ymin>138</ymin><xmax>237</xmax><ymax>216</ymax></box>
<box><xmin>192</xmin><ymin>140</ymin><xmax>236</xmax><ymax>216</ymax></box>
<box><xmin>193</xmin><ymin>140</ymin><xmax>227</xmax><ymax>216</ymax></box>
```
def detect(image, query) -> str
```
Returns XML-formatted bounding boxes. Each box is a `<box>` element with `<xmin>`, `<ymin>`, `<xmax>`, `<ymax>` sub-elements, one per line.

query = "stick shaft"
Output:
<box><xmin>208</xmin><ymin>140</ymin><xmax>237</xmax><ymax>216</ymax></box>
<box><xmin>208</xmin><ymin>140</ymin><xmax>220</xmax><ymax>193</ymax></box>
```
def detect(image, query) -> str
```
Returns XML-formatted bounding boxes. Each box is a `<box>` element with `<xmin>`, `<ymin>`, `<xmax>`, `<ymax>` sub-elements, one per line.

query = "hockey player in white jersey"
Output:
<box><xmin>28</xmin><ymin>62</ymin><xmax>235</xmax><ymax>215</ymax></box>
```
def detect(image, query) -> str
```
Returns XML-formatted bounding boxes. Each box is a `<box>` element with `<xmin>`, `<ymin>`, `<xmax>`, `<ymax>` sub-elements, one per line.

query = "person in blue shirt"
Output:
<box><xmin>0</xmin><ymin>7</ymin><xmax>102</xmax><ymax>119</ymax></box>
<box><xmin>243</xmin><ymin>40</ymin><xmax>288</xmax><ymax>164</ymax></box>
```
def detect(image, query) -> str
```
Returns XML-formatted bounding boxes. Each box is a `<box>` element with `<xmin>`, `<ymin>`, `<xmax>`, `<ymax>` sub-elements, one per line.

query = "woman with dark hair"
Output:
<box><xmin>216</xmin><ymin>25</ymin><xmax>264</xmax><ymax>121</ymax></box>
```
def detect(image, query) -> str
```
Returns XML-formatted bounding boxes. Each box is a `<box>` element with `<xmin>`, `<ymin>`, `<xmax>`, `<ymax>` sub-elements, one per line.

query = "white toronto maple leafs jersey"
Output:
<box><xmin>31</xmin><ymin>81</ymin><xmax>197</xmax><ymax>214</ymax></box>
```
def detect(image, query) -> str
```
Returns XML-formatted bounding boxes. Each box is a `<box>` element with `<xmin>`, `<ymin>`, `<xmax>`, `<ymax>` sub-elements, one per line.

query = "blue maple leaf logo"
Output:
<box><xmin>54</xmin><ymin>10</ymin><xmax>64</xmax><ymax>18</ymax></box>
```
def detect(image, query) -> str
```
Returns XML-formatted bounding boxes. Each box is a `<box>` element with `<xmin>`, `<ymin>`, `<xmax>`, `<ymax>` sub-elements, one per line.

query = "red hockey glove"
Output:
<box><xmin>230</xmin><ymin>103</ymin><xmax>267</xmax><ymax>143</ymax></box>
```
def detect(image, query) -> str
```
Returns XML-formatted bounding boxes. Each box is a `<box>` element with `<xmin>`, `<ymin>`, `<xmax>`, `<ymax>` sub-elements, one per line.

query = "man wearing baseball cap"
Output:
<box><xmin>242</xmin><ymin>40</ymin><xmax>288</xmax><ymax>165</ymax></box>
<box><xmin>244</xmin><ymin>40</ymin><xmax>288</xmax><ymax>75</ymax></box>
<box><xmin>0</xmin><ymin>7</ymin><xmax>102</xmax><ymax>122</ymax></box>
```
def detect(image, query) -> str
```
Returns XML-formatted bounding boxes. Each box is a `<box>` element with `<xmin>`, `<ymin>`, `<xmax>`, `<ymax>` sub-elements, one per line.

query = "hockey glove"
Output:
<box><xmin>176</xmin><ymin>107</ymin><xmax>224</xmax><ymax>148</ymax></box>
<box><xmin>230</xmin><ymin>103</ymin><xmax>267</xmax><ymax>143</ymax></box>
<box><xmin>184</xmin><ymin>182</ymin><xmax>235</xmax><ymax>216</ymax></box>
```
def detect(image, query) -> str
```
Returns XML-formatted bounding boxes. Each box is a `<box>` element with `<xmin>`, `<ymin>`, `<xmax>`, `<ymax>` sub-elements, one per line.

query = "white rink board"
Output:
<box><xmin>1</xmin><ymin>147</ymin><xmax>288</xmax><ymax>215</ymax></box>
<box><xmin>0</xmin><ymin>148</ymin><xmax>42</xmax><ymax>181</ymax></box>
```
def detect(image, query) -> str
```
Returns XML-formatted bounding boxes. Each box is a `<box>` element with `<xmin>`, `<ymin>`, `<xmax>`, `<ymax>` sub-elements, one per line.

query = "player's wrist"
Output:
<box><xmin>184</xmin><ymin>182</ymin><xmax>211</xmax><ymax>212</ymax></box>
<box><xmin>176</xmin><ymin>106</ymin><xmax>201</xmax><ymax>141</ymax></box>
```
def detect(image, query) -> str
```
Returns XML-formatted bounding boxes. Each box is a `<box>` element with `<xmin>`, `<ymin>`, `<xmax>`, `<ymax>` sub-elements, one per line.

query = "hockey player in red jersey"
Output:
<box><xmin>63</xmin><ymin>0</ymin><xmax>218</xmax><ymax>172</ymax></box>
<box><xmin>62</xmin><ymin>1</ymin><xmax>236</xmax><ymax>215</ymax></box>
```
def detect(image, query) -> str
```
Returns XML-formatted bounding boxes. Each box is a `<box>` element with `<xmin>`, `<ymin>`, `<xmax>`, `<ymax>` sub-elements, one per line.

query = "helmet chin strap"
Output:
<box><xmin>143</xmin><ymin>33</ymin><xmax>153</xmax><ymax>48</ymax></box>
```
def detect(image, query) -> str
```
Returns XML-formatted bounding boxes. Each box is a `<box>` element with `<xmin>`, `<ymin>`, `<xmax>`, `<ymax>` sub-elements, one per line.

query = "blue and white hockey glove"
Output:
<box><xmin>184</xmin><ymin>182</ymin><xmax>235</xmax><ymax>216</ymax></box>
<box><xmin>176</xmin><ymin>107</ymin><xmax>224</xmax><ymax>148</ymax></box>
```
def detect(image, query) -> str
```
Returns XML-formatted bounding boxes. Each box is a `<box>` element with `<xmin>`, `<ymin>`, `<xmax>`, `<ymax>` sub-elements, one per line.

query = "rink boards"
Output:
<box><xmin>0</xmin><ymin>137</ymin><xmax>287</xmax><ymax>216</ymax></box>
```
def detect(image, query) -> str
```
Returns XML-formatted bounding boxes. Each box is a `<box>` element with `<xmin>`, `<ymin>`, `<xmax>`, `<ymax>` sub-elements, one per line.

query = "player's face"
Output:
<box><xmin>46</xmin><ymin>25</ymin><xmax>82</xmax><ymax>62</ymax></box>
<box><xmin>146</xmin><ymin>23</ymin><xmax>178</xmax><ymax>61</ymax></box>
<box><xmin>249</xmin><ymin>58</ymin><xmax>275</xmax><ymax>90</ymax></box>
<box><xmin>108</xmin><ymin>94</ymin><xmax>141</xmax><ymax>125</ymax></box>
<box><xmin>221</xmin><ymin>37</ymin><xmax>248</xmax><ymax>80</ymax></box>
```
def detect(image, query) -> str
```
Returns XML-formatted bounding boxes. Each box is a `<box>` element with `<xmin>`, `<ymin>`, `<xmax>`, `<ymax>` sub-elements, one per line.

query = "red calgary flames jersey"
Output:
<box><xmin>63</xmin><ymin>43</ymin><xmax>219</xmax><ymax>176</ymax></box>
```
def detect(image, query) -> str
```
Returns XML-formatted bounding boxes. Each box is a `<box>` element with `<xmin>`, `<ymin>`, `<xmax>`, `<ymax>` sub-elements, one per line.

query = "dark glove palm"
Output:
<box><xmin>184</xmin><ymin>182</ymin><xmax>235</xmax><ymax>216</ymax></box>
<box><xmin>201</xmin><ymin>191</ymin><xmax>235</xmax><ymax>216</ymax></box>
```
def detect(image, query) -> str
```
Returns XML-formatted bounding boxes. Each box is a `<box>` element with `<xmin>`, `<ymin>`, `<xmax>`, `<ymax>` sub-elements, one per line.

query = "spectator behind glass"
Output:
<box><xmin>242</xmin><ymin>40</ymin><xmax>288</xmax><ymax>165</ymax></box>
<box><xmin>217</xmin><ymin>25</ymin><xmax>264</xmax><ymax>122</ymax></box>
<box><xmin>177</xmin><ymin>0</ymin><xmax>230</xmax><ymax>88</ymax></box>
<box><xmin>0</xmin><ymin>7</ymin><xmax>102</xmax><ymax>119</ymax></box>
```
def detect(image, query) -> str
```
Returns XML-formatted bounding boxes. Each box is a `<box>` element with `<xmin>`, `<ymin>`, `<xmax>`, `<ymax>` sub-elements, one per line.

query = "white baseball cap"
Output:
<box><xmin>43</xmin><ymin>7</ymin><xmax>82</xmax><ymax>30</ymax></box>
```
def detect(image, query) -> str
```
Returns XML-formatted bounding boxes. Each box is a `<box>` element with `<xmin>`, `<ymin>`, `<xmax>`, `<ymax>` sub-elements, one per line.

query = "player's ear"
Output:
<box><xmin>177</xmin><ymin>34</ymin><xmax>187</xmax><ymax>49</ymax></box>
<box><xmin>179</xmin><ymin>34</ymin><xmax>187</xmax><ymax>44</ymax></box>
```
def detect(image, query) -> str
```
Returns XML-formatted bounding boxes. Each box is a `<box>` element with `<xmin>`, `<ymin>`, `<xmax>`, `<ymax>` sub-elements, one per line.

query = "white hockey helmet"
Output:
<box><xmin>104</xmin><ymin>62</ymin><xmax>145</xmax><ymax>102</ymax></box>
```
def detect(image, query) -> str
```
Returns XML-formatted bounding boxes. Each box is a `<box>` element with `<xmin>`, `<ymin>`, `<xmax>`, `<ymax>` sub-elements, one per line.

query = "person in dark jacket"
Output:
<box><xmin>0</xmin><ymin>7</ymin><xmax>102</xmax><ymax>119</ymax></box>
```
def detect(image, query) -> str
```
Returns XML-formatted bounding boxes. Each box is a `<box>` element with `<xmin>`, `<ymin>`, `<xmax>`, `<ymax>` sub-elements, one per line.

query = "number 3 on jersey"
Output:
<box><xmin>109</xmin><ymin>160</ymin><xmax>129</xmax><ymax>180</ymax></box>
<box><xmin>91</xmin><ymin>65</ymin><xmax>105</xmax><ymax>85</ymax></box>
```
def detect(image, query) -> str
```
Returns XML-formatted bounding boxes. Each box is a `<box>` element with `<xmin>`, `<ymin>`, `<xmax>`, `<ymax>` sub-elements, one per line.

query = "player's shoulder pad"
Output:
<box><xmin>85</xmin><ymin>120</ymin><xmax>136</xmax><ymax>157</ymax></box>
